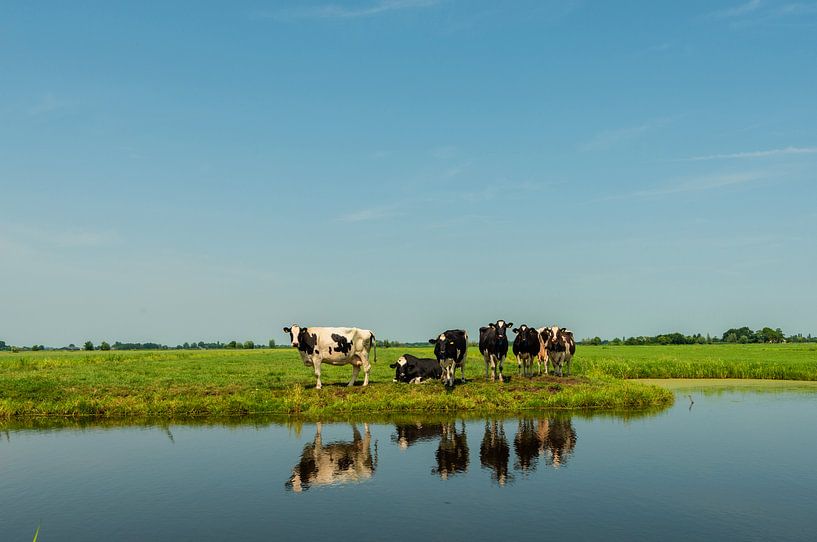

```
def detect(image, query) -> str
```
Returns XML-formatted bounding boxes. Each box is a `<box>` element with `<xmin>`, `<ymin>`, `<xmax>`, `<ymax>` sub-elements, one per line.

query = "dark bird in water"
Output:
<box><xmin>687</xmin><ymin>394</ymin><xmax>694</xmax><ymax>411</ymax></box>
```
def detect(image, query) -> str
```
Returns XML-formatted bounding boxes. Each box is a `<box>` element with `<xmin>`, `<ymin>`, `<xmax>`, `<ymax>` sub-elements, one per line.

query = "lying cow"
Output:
<box><xmin>479</xmin><ymin>320</ymin><xmax>513</xmax><ymax>382</ymax></box>
<box><xmin>285</xmin><ymin>422</ymin><xmax>377</xmax><ymax>492</ymax></box>
<box><xmin>429</xmin><ymin>329</ymin><xmax>468</xmax><ymax>387</ymax></box>
<box><xmin>512</xmin><ymin>324</ymin><xmax>541</xmax><ymax>377</ymax></box>
<box><xmin>538</xmin><ymin>326</ymin><xmax>576</xmax><ymax>377</ymax></box>
<box><xmin>283</xmin><ymin>325</ymin><xmax>376</xmax><ymax>389</ymax></box>
<box><xmin>390</xmin><ymin>353</ymin><xmax>442</xmax><ymax>384</ymax></box>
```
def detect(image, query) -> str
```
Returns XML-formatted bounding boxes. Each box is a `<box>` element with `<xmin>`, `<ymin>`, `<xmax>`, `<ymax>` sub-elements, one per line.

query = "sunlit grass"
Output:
<box><xmin>2</xmin><ymin>343</ymin><xmax>812</xmax><ymax>419</ymax></box>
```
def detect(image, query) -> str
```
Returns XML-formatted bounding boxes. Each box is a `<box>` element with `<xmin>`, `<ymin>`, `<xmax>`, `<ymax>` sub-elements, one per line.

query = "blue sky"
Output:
<box><xmin>1</xmin><ymin>0</ymin><xmax>816</xmax><ymax>345</ymax></box>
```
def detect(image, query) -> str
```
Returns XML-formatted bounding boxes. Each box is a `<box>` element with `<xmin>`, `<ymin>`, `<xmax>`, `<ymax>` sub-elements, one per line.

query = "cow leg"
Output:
<box><xmin>497</xmin><ymin>356</ymin><xmax>504</xmax><ymax>383</ymax></box>
<box><xmin>362</xmin><ymin>354</ymin><xmax>371</xmax><ymax>386</ymax></box>
<box><xmin>313</xmin><ymin>360</ymin><xmax>323</xmax><ymax>389</ymax></box>
<box><xmin>459</xmin><ymin>360</ymin><xmax>467</xmax><ymax>383</ymax></box>
<box><xmin>564</xmin><ymin>356</ymin><xmax>572</xmax><ymax>377</ymax></box>
<box><xmin>351</xmin><ymin>353</ymin><xmax>371</xmax><ymax>387</ymax></box>
<box><xmin>348</xmin><ymin>364</ymin><xmax>361</xmax><ymax>387</ymax></box>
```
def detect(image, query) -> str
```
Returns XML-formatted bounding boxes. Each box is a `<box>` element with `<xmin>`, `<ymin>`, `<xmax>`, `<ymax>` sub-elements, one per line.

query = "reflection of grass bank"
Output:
<box><xmin>640</xmin><ymin>378</ymin><xmax>817</xmax><ymax>394</ymax></box>
<box><xmin>0</xmin><ymin>349</ymin><xmax>672</xmax><ymax>419</ymax></box>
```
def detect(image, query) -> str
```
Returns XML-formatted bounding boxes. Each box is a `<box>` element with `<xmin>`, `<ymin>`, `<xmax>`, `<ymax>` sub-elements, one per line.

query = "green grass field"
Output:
<box><xmin>1</xmin><ymin>343</ymin><xmax>814</xmax><ymax>419</ymax></box>
<box><xmin>578</xmin><ymin>343</ymin><xmax>817</xmax><ymax>380</ymax></box>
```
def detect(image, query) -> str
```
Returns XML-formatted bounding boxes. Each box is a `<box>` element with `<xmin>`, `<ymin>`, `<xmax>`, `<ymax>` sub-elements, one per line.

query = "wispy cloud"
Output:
<box><xmin>1</xmin><ymin>223</ymin><xmax>120</xmax><ymax>249</ymax></box>
<box><xmin>707</xmin><ymin>0</ymin><xmax>817</xmax><ymax>25</ymax></box>
<box><xmin>339</xmin><ymin>206</ymin><xmax>396</xmax><ymax>222</ymax></box>
<box><xmin>683</xmin><ymin>146</ymin><xmax>817</xmax><ymax>161</ymax></box>
<box><xmin>260</xmin><ymin>0</ymin><xmax>439</xmax><ymax>21</ymax></box>
<box><xmin>581</xmin><ymin>118</ymin><xmax>672</xmax><ymax>152</ymax></box>
<box><xmin>709</xmin><ymin>0</ymin><xmax>762</xmax><ymax>19</ymax></box>
<box><xmin>634</xmin><ymin>171</ymin><xmax>767</xmax><ymax>197</ymax></box>
<box><xmin>28</xmin><ymin>93</ymin><xmax>69</xmax><ymax>116</ymax></box>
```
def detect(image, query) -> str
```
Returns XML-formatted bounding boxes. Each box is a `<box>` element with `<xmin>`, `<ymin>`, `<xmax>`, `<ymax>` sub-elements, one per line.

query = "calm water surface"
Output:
<box><xmin>2</xmin><ymin>388</ymin><xmax>816</xmax><ymax>541</ymax></box>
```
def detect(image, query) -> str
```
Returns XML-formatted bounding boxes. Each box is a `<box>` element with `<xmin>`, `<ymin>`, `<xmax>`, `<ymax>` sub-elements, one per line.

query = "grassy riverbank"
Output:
<box><xmin>2</xmin><ymin>343</ymin><xmax>814</xmax><ymax>419</ymax></box>
<box><xmin>0</xmin><ymin>347</ymin><xmax>674</xmax><ymax>419</ymax></box>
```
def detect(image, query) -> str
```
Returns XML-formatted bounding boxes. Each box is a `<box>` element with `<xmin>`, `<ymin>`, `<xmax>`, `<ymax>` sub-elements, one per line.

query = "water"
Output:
<box><xmin>2</xmin><ymin>388</ymin><xmax>816</xmax><ymax>541</ymax></box>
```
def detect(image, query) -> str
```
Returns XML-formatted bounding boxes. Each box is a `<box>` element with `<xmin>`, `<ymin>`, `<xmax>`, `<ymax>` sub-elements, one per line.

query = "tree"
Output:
<box><xmin>268</xmin><ymin>339</ymin><xmax>276</xmax><ymax>348</ymax></box>
<box><xmin>227</xmin><ymin>340</ymin><xmax>237</xmax><ymax>349</ymax></box>
<box><xmin>100</xmin><ymin>341</ymin><xmax>111</xmax><ymax>351</ymax></box>
<box><xmin>244</xmin><ymin>340</ymin><xmax>255</xmax><ymax>350</ymax></box>
<box><xmin>757</xmin><ymin>327</ymin><xmax>785</xmax><ymax>343</ymax></box>
<box><xmin>84</xmin><ymin>341</ymin><xmax>94</xmax><ymax>351</ymax></box>
<box><xmin>0</xmin><ymin>340</ymin><xmax>6</xmax><ymax>350</ymax></box>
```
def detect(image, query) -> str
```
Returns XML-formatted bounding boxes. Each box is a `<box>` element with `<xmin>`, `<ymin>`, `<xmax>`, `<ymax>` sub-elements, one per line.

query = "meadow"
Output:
<box><xmin>1</xmin><ymin>343</ymin><xmax>814</xmax><ymax>420</ymax></box>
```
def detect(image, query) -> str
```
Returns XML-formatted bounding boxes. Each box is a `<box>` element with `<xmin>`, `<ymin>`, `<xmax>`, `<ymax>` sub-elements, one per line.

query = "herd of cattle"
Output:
<box><xmin>283</xmin><ymin>320</ymin><xmax>576</xmax><ymax>389</ymax></box>
<box><xmin>286</xmin><ymin>418</ymin><xmax>577</xmax><ymax>491</ymax></box>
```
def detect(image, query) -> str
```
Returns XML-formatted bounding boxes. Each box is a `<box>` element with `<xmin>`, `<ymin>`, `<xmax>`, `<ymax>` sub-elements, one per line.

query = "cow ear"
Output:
<box><xmin>389</xmin><ymin>363</ymin><xmax>398</xmax><ymax>368</ymax></box>
<box><xmin>428</xmin><ymin>339</ymin><xmax>436</xmax><ymax>344</ymax></box>
<box><xmin>283</xmin><ymin>327</ymin><xmax>291</xmax><ymax>333</ymax></box>
<box><xmin>489</xmin><ymin>323</ymin><xmax>496</xmax><ymax>328</ymax></box>
<box><xmin>512</xmin><ymin>328</ymin><xmax>519</xmax><ymax>333</ymax></box>
<box><xmin>507</xmin><ymin>322</ymin><xmax>513</xmax><ymax>328</ymax></box>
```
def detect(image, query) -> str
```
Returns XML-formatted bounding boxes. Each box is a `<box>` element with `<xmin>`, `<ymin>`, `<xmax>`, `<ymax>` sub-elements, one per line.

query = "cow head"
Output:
<box><xmin>389</xmin><ymin>355</ymin><xmax>410</xmax><ymax>383</ymax></box>
<box><xmin>282</xmin><ymin>324</ymin><xmax>303</xmax><ymax>347</ymax></box>
<box><xmin>429</xmin><ymin>333</ymin><xmax>459</xmax><ymax>362</ymax></box>
<box><xmin>489</xmin><ymin>320</ymin><xmax>513</xmax><ymax>341</ymax></box>
<box><xmin>513</xmin><ymin>324</ymin><xmax>537</xmax><ymax>344</ymax></box>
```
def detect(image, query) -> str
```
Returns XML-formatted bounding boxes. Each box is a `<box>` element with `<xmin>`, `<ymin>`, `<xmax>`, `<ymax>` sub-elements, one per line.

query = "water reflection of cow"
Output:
<box><xmin>392</xmin><ymin>420</ymin><xmax>470</xmax><ymax>479</ymax></box>
<box><xmin>286</xmin><ymin>423</ymin><xmax>378</xmax><ymax>492</ymax></box>
<box><xmin>513</xmin><ymin>418</ymin><xmax>577</xmax><ymax>472</ymax></box>
<box><xmin>480</xmin><ymin>420</ymin><xmax>511</xmax><ymax>485</ymax></box>
<box><xmin>433</xmin><ymin>421</ymin><xmax>469</xmax><ymax>479</ymax></box>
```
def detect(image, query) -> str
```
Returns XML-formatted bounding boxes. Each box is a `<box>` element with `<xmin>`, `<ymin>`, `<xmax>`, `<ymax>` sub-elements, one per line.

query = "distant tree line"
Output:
<box><xmin>3</xmin><ymin>327</ymin><xmax>815</xmax><ymax>352</ymax></box>
<box><xmin>0</xmin><ymin>338</ymin><xmax>282</xmax><ymax>352</ymax></box>
<box><xmin>579</xmin><ymin>326</ymin><xmax>814</xmax><ymax>346</ymax></box>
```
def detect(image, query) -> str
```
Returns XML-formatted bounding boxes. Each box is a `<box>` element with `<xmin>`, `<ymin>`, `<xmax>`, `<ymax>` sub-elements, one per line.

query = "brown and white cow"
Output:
<box><xmin>538</xmin><ymin>326</ymin><xmax>576</xmax><ymax>377</ymax></box>
<box><xmin>285</xmin><ymin>423</ymin><xmax>377</xmax><ymax>492</ymax></box>
<box><xmin>283</xmin><ymin>325</ymin><xmax>376</xmax><ymax>389</ymax></box>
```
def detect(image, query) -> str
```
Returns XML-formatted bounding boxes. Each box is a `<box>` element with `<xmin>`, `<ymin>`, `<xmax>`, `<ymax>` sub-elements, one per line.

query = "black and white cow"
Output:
<box><xmin>479</xmin><ymin>320</ymin><xmax>513</xmax><ymax>382</ymax></box>
<box><xmin>538</xmin><ymin>326</ymin><xmax>576</xmax><ymax>377</ymax></box>
<box><xmin>390</xmin><ymin>353</ymin><xmax>442</xmax><ymax>384</ymax></box>
<box><xmin>512</xmin><ymin>324</ymin><xmax>541</xmax><ymax>377</ymax></box>
<box><xmin>428</xmin><ymin>329</ymin><xmax>468</xmax><ymax>387</ymax></box>
<box><xmin>283</xmin><ymin>325</ymin><xmax>376</xmax><ymax>389</ymax></box>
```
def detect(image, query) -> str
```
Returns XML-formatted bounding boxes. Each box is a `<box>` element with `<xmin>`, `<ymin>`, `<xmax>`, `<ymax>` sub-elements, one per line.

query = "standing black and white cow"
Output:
<box><xmin>283</xmin><ymin>325</ymin><xmax>376</xmax><ymax>389</ymax></box>
<box><xmin>390</xmin><ymin>354</ymin><xmax>442</xmax><ymax>384</ymax></box>
<box><xmin>428</xmin><ymin>329</ymin><xmax>468</xmax><ymax>387</ymax></box>
<box><xmin>538</xmin><ymin>326</ymin><xmax>576</xmax><ymax>377</ymax></box>
<box><xmin>479</xmin><ymin>320</ymin><xmax>513</xmax><ymax>382</ymax></box>
<box><xmin>512</xmin><ymin>324</ymin><xmax>541</xmax><ymax>377</ymax></box>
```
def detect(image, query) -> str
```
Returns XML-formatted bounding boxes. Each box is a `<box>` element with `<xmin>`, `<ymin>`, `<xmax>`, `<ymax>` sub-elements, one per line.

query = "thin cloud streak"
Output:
<box><xmin>338</xmin><ymin>207</ymin><xmax>396</xmax><ymax>222</ymax></box>
<box><xmin>263</xmin><ymin>0</ymin><xmax>439</xmax><ymax>21</ymax></box>
<box><xmin>634</xmin><ymin>171</ymin><xmax>767</xmax><ymax>197</ymax></box>
<box><xmin>708</xmin><ymin>0</ymin><xmax>762</xmax><ymax>19</ymax></box>
<box><xmin>684</xmin><ymin>146</ymin><xmax>817</xmax><ymax>161</ymax></box>
<box><xmin>581</xmin><ymin>117</ymin><xmax>675</xmax><ymax>152</ymax></box>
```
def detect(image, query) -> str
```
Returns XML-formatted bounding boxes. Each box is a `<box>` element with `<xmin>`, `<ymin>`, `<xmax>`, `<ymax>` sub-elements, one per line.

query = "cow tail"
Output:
<box><xmin>371</xmin><ymin>331</ymin><xmax>377</xmax><ymax>363</ymax></box>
